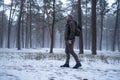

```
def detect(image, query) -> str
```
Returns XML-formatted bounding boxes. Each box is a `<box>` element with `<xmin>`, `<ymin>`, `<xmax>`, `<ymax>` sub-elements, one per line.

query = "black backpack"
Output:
<box><xmin>73</xmin><ymin>20</ymin><xmax>81</xmax><ymax>37</ymax></box>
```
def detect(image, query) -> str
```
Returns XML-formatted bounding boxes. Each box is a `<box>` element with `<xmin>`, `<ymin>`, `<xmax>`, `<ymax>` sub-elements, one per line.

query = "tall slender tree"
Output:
<box><xmin>78</xmin><ymin>0</ymin><xmax>84</xmax><ymax>54</ymax></box>
<box><xmin>0</xmin><ymin>0</ymin><xmax>4</xmax><ymax>48</ymax></box>
<box><xmin>29</xmin><ymin>0</ymin><xmax>32</xmax><ymax>48</ymax></box>
<box><xmin>17</xmin><ymin>0</ymin><xmax>25</xmax><ymax>50</ymax></box>
<box><xmin>91</xmin><ymin>0</ymin><xmax>97</xmax><ymax>55</ymax></box>
<box><xmin>85</xmin><ymin>0</ymin><xmax>88</xmax><ymax>49</ymax></box>
<box><xmin>112</xmin><ymin>0</ymin><xmax>120</xmax><ymax>51</ymax></box>
<box><xmin>7</xmin><ymin>0</ymin><xmax>14</xmax><ymax>48</ymax></box>
<box><xmin>42</xmin><ymin>0</ymin><xmax>46</xmax><ymax>48</ymax></box>
<box><xmin>50</xmin><ymin>0</ymin><xmax>55</xmax><ymax>53</ymax></box>
<box><xmin>25</xmin><ymin>4</ymin><xmax>29</xmax><ymax>48</ymax></box>
<box><xmin>98</xmin><ymin>0</ymin><xmax>109</xmax><ymax>50</ymax></box>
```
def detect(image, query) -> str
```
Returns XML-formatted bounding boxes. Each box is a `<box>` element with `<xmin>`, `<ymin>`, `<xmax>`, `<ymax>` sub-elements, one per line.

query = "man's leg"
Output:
<box><xmin>69</xmin><ymin>40</ymin><xmax>80</xmax><ymax>63</ymax></box>
<box><xmin>69</xmin><ymin>40</ymin><xmax>82</xmax><ymax>68</ymax></box>
<box><xmin>65</xmin><ymin>42</ymin><xmax>70</xmax><ymax>64</ymax></box>
<box><xmin>60</xmin><ymin>42</ymin><xmax>70</xmax><ymax>67</ymax></box>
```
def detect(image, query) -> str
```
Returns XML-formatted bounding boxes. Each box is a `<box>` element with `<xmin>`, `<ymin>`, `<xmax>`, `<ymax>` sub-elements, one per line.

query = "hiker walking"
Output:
<box><xmin>60</xmin><ymin>14</ymin><xmax>82</xmax><ymax>69</ymax></box>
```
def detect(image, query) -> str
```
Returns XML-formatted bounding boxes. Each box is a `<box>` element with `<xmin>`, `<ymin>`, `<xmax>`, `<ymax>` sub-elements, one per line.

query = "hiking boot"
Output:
<box><xmin>60</xmin><ymin>64</ymin><xmax>69</xmax><ymax>67</ymax></box>
<box><xmin>73</xmin><ymin>63</ymin><xmax>82</xmax><ymax>69</ymax></box>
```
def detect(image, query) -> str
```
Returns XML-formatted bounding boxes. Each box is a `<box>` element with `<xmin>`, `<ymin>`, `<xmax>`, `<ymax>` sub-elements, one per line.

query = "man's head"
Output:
<box><xmin>66</xmin><ymin>14</ymin><xmax>73</xmax><ymax>20</ymax></box>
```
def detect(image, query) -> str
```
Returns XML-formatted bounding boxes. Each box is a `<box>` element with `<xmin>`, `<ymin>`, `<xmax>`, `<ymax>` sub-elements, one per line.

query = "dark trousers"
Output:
<box><xmin>65</xmin><ymin>40</ymin><xmax>80</xmax><ymax>64</ymax></box>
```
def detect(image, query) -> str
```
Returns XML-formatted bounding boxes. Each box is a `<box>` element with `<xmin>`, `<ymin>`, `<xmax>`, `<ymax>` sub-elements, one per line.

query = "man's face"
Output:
<box><xmin>66</xmin><ymin>16</ymin><xmax>69</xmax><ymax>20</ymax></box>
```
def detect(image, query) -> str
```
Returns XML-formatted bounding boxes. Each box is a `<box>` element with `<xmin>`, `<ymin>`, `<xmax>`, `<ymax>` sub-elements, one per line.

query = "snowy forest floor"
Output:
<box><xmin>0</xmin><ymin>48</ymin><xmax>120</xmax><ymax>80</ymax></box>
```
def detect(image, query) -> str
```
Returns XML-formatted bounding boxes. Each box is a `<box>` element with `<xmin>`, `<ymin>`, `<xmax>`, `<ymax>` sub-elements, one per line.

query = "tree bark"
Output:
<box><xmin>112</xmin><ymin>0</ymin><xmax>120</xmax><ymax>51</ymax></box>
<box><xmin>0</xmin><ymin>0</ymin><xmax>4</xmax><ymax>48</ymax></box>
<box><xmin>50</xmin><ymin>0</ymin><xmax>55</xmax><ymax>53</ymax></box>
<box><xmin>21</xmin><ymin>16</ymin><xmax>24</xmax><ymax>48</ymax></box>
<box><xmin>17</xmin><ymin>0</ymin><xmax>25</xmax><ymax>50</ymax></box>
<box><xmin>99</xmin><ymin>14</ymin><xmax>103</xmax><ymax>50</ymax></box>
<box><xmin>7</xmin><ymin>0</ymin><xmax>13</xmax><ymax>48</ymax></box>
<box><xmin>99</xmin><ymin>0</ymin><xmax>106</xmax><ymax>50</ymax></box>
<box><xmin>85</xmin><ymin>0</ymin><xmax>88</xmax><ymax>49</ymax></box>
<box><xmin>78</xmin><ymin>0</ymin><xmax>84</xmax><ymax>54</ymax></box>
<box><xmin>30</xmin><ymin>0</ymin><xmax>32</xmax><ymax>48</ymax></box>
<box><xmin>91</xmin><ymin>0</ymin><xmax>97</xmax><ymax>55</ymax></box>
<box><xmin>42</xmin><ymin>0</ymin><xmax>46</xmax><ymax>48</ymax></box>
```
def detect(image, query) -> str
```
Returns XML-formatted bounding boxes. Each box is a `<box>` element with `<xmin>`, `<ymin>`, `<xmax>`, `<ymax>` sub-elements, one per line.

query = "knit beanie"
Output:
<box><xmin>68</xmin><ymin>14</ymin><xmax>73</xmax><ymax>20</ymax></box>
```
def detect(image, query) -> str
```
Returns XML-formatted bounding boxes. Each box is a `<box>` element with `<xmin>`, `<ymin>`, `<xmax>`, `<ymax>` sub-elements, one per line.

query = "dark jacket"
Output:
<box><xmin>65</xmin><ymin>20</ymin><xmax>75</xmax><ymax>41</ymax></box>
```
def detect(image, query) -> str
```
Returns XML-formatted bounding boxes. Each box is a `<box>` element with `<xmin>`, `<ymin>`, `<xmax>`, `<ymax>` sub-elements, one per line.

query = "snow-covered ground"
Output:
<box><xmin>0</xmin><ymin>48</ymin><xmax>120</xmax><ymax>80</ymax></box>
<box><xmin>0</xmin><ymin>48</ymin><xmax>120</xmax><ymax>54</ymax></box>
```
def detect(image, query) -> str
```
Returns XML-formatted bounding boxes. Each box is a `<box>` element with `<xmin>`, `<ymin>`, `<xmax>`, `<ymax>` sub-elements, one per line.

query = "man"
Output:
<box><xmin>60</xmin><ymin>14</ymin><xmax>82</xmax><ymax>69</ymax></box>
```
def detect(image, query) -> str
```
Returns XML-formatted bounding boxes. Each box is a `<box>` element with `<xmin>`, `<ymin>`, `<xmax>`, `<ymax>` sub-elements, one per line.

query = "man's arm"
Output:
<box><xmin>69</xmin><ymin>21</ymin><xmax>75</xmax><ymax>40</ymax></box>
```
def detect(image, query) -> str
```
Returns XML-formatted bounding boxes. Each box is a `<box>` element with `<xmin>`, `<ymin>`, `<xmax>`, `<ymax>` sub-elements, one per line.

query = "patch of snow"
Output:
<box><xmin>0</xmin><ymin>48</ymin><xmax>120</xmax><ymax>80</ymax></box>
<box><xmin>0</xmin><ymin>59</ymin><xmax>120</xmax><ymax>80</ymax></box>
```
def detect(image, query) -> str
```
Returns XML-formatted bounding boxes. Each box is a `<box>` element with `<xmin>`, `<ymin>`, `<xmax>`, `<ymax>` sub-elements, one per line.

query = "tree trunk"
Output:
<box><xmin>60</xmin><ymin>32</ymin><xmax>63</xmax><ymax>48</ymax></box>
<box><xmin>78</xmin><ymin>0</ymin><xmax>84</xmax><ymax>54</ymax></box>
<box><xmin>118</xmin><ymin>2</ymin><xmax>120</xmax><ymax>51</ymax></box>
<box><xmin>25</xmin><ymin>13</ymin><xmax>29</xmax><ymax>48</ymax></box>
<box><xmin>118</xmin><ymin>26</ymin><xmax>120</xmax><ymax>51</ymax></box>
<box><xmin>50</xmin><ymin>0</ymin><xmax>55</xmax><ymax>53</ymax></box>
<box><xmin>88</xmin><ymin>29</ymin><xmax>91</xmax><ymax>49</ymax></box>
<box><xmin>91</xmin><ymin>0</ymin><xmax>97</xmax><ymax>55</ymax></box>
<box><xmin>17</xmin><ymin>0</ymin><xmax>25</xmax><ymax>50</ymax></box>
<box><xmin>30</xmin><ymin>1</ymin><xmax>32</xmax><ymax>48</ymax></box>
<box><xmin>46</xmin><ymin>9</ymin><xmax>51</xmax><ymax>48</ymax></box>
<box><xmin>112</xmin><ymin>0</ymin><xmax>120</xmax><ymax>51</ymax></box>
<box><xmin>106</xmin><ymin>29</ymin><xmax>108</xmax><ymax>50</ymax></box>
<box><xmin>42</xmin><ymin>0</ymin><xmax>46</xmax><ymax>48</ymax></box>
<box><xmin>99</xmin><ymin>0</ymin><xmax>105</xmax><ymax>50</ymax></box>
<box><xmin>21</xmin><ymin>17</ymin><xmax>24</xmax><ymax>48</ymax></box>
<box><xmin>85</xmin><ymin>0</ymin><xmax>88</xmax><ymax>49</ymax></box>
<box><xmin>99</xmin><ymin>14</ymin><xmax>104</xmax><ymax>50</ymax></box>
<box><xmin>7</xmin><ymin>0</ymin><xmax>13</xmax><ymax>48</ymax></box>
<box><xmin>0</xmin><ymin>1</ymin><xmax>4</xmax><ymax>48</ymax></box>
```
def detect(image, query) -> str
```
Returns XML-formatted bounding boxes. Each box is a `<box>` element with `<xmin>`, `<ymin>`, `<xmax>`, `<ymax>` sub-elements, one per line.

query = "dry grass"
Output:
<box><xmin>0</xmin><ymin>52</ymin><xmax>120</xmax><ymax>64</ymax></box>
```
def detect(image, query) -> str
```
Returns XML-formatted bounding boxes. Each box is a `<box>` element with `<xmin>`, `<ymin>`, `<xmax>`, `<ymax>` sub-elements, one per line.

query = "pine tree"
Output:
<box><xmin>91</xmin><ymin>0</ymin><xmax>97</xmax><ymax>55</ymax></box>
